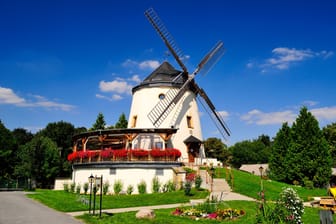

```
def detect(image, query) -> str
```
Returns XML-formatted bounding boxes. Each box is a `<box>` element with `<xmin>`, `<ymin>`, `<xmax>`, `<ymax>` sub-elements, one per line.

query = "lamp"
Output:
<box><xmin>88</xmin><ymin>174</ymin><xmax>95</xmax><ymax>214</ymax></box>
<box><xmin>259</xmin><ymin>166</ymin><xmax>264</xmax><ymax>177</ymax></box>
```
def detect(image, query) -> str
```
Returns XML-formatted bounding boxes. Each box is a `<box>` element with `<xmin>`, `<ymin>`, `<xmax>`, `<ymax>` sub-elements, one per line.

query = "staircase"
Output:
<box><xmin>199</xmin><ymin>170</ymin><xmax>231</xmax><ymax>201</ymax></box>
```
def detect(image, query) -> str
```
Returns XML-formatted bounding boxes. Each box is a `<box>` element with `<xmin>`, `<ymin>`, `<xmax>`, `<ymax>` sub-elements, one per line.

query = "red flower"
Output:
<box><xmin>112</xmin><ymin>149</ymin><xmax>128</xmax><ymax>157</ymax></box>
<box><xmin>132</xmin><ymin>149</ymin><xmax>149</xmax><ymax>157</ymax></box>
<box><xmin>150</xmin><ymin>149</ymin><xmax>166</xmax><ymax>157</ymax></box>
<box><xmin>186</xmin><ymin>173</ymin><xmax>196</xmax><ymax>182</ymax></box>
<box><xmin>100</xmin><ymin>149</ymin><xmax>113</xmax><ymax>158</ymax></box>
<box><xmin>166</xmin><ymin>148</ymin><xmax>182</xmax><ymax>158</ymax></box>
<box><xmin>208</xmin><ymin>212</ymin><xmax>217</xmax><ymax>219</ymax></box>
<box><xmin>67</xmin><ymin>152</ymin><xmax>78</xmax><ymax>161</ymax></box>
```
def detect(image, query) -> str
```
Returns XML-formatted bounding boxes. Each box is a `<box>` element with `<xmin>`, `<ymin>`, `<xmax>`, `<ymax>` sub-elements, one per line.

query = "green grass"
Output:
<box><xmin>215</xmin><ymin>168</ymin><xmax>328</xmax><ymax>201</ymax></box>
<box><xmin>77</xmin><ymin>201</ymin><xmax>321</xmax><ymax>224</ymax></box>
<box><xmin>28</xmin><ymin>189</ymin><xmax>209</xmax><ymax>212</ymax></box>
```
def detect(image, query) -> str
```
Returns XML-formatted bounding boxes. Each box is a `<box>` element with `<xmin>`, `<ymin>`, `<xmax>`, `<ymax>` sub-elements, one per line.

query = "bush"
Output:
<box><xmin>70</xmin><ymin>183</ymin><xmax>76</xmax><ymax>193</ymax></box>
<box><xmin>152</xmin><ymin>176</ymin><xmax>161</xmax><ymax>193</ymax></box>
<box><xmin>137</xmin><ymin>180</ymin><xmax>147</xmax><ymax>194</ymax></box>
<box><xmin>103</xmin><ymin>181</ymin><xmax>110</xmax><ymax>195</ymax></box>
<box><xmin>63</xmin><ymin>183</ymin><xmax>69</xmax><ymax>193</ymax></box>
<box><xmin>76</xmin><ymin>184</ymin><xmax>81</xmax><ymax>194</ymax></box>
<box><xmin>303</xmin><ymin>177</ymin><xmax>314</xmax><ymax>189</ymax></box>
<box><xmin>162</xmin><ymin>180</ymin><xmax>176</xmax><ymax>192</ymax></box>
<box><xmin>126</xmin><ymin>185</ymin><xmax>134</xmax><ymax>195</ymax></box>
<box><xmin>83</xmin><ymin>182</ymin><xmax>89</xmax><ymax>194</ymax></box>
<box><xmin>184</xmin><ymin>181</ymin><xmax>192</xmax><ymax>196</ymax></box>
<box><xmin>113</xmin><ymin>180</ymin><xmax>123</xmax><ymax>195</ymax></box>
<box><xmin>195</xmin><ymin>175</ymin><xmax>202</xmax><ymax>190</ymax></box>
<box><xmin>258</xmin><ymin>187</ymin><xmax>304</xmax><ymax>224</ymax></box>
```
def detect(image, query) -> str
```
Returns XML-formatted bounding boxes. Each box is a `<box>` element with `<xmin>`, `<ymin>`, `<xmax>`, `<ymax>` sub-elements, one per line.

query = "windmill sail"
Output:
<box><xmin>195</xmin><ymin>85</ymin><xmax>231</xmax><ymax>138</ymax></box>
<box><xmin>147</xmin><ymin>41</ymin><xmax>225</xmax><ymax>127</ymax></box>
<box><xmin>145</xmin><ymin>8</ymin><xmax>188</xmax><ymax>73</ymax></box>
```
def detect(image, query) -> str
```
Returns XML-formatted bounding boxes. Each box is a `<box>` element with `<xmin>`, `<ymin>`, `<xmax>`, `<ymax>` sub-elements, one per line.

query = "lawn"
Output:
<box><xmin>27</xmin><ymin>189</ymin><xmax>209</xmax><ymax>212</ymax></box>
<box><xmin>27</xmin><ymin>168</ymin><xmax>331</xmax><ymax>223</ymax></box>
<box><xmin>215</xmin><ymin>168</ymin><xmax>328</xmax><ymax>201</ymax></box>
<box><xmin>77</xmin><ymin>201</ymin><xmax>322</xmax><ymax>224</ymax></box>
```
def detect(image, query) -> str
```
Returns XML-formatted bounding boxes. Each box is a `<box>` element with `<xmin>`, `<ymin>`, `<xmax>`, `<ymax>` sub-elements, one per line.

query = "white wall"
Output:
<box><xmin>72</xmin><ymin>167</ymin><xmax>177</xmax><ymax>194</ymax></box>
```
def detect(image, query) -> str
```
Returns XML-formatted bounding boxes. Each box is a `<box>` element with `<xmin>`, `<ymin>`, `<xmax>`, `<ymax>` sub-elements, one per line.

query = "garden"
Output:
<box><xmin>27</xmin><ymin>168</ymin><xmax>330</xmax><ymax>223</ymax></box>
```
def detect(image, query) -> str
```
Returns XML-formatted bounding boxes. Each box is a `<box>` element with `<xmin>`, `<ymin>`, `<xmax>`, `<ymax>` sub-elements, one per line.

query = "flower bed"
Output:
<box><xmin>172</xmin><ymin>207</ymin><xmax>245</xmax><ymax>221</ymax></box>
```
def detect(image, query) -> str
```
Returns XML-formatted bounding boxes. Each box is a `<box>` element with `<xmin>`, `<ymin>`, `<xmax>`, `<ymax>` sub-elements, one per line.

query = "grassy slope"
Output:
<box><xmin>216</xmin><ymin>168</ymin><xmax>328</xmax><ymax>201</ymax></box>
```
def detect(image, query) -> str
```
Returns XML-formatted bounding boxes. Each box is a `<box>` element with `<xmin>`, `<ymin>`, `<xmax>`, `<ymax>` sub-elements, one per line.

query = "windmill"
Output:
<box><xmin>127</xmin><ymin>8</ymin><xmax>230</xmax><ymax>163</ymax></box>
<box><xmin>144</xmin><ymin>8</ymin><xmax>231</xmax><ymax>139</ymax></box>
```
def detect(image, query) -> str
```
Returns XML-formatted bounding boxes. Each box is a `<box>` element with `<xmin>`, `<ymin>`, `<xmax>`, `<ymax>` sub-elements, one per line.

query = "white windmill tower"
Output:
<box><xmin>128</xmin><ymin>8</ymin><xmax>230</xmax><ymax>163</ymax></box>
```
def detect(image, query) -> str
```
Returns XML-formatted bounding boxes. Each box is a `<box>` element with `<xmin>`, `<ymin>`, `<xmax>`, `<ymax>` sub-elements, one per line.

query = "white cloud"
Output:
<box><xmin>122</xmin><ymin>59</ymin><xmax>160</xmax><ymax>70</ymax></box>
<box><xmin>99</xmin><ymin>79</ymin><xmax>133</xmax><ymax>94</ymax></box>
<box><xmin>97</xmin><ymin>74</ymin><xmax>142</xmax><ymax>102</ymax></box>
<box><xmin>251</xmin><ymin>47</ymin><xmax>334</xmax><ymax>72</ymax></box>
<box><xmin>0</xmin><ymin>86</ymin><xmax>75</xmax><ymax>111</ymax></box>
<box><xmin>128</xmin><ymin>74</ymin><xmax>141</xmax><ymax>83</ymax></box>
<box><xmin>0</xmin><ymin>87</ymin><xmax>26</xmax><ymax>105</ymax></box>
<box><xmin>218</xmin><ymin>110</ymin><xmax>229</xmax><ymax>120</ymax></box>
<box><xmin>241</xmin><ymin>109</ymin><xmax>296</xmax><ymax>125</ymax></box>
<box><xmin>241</xmin><ymin>106</ymin><xmax>336</xmax><ymax>126</ymax></box>
<box><xmin>139</xmin><ymin>60</ymin><xmax>160</xmax><ymax>70</ymax></box>
<box><xmin>311</xmin><ymin>106</ymin><xmax>336</xmax><ymax>121</ymax></box>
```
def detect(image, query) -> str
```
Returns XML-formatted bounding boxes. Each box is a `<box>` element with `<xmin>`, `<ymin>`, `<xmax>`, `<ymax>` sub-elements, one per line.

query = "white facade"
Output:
<box><xmin>128</xmin><ymin>84</ymin><xmax>205</xmax><ymax>162</ymax></box>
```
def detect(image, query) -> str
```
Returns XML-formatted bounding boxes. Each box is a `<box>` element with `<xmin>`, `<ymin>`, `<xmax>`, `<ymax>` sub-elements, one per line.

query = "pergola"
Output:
<box><xmin>72</xmin><ymin>128</ymin><xmax>178</xmax><ymax>152</ymax></box>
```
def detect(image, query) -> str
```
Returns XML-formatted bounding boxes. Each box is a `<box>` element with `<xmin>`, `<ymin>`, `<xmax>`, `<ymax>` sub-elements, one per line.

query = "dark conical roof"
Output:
<box><xmin>143</xmin><ymin>61</ymin><xmax>182</xmax><ymax>82</ymax></box>
<box><xmin>132</xmin><ymin>61</ymin><xmax>187</xmax><ymax>93</ymax></box>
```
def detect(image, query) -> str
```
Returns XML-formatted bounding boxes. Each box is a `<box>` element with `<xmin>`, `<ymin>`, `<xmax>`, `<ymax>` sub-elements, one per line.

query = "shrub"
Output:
<box><xmin>126</xmin><ymin>185</ymin><xmax>134</xmax><ymax>195</ymax></box>
<box><xmin>258</xmin><ymin>187</ymin><xmax>304</xmax><ymax>224</ymax></box>
<box><xmin>63</xmin><ymin>183</ymin><xmax>69</xmax><ymax>193</ymax></box>
<box><xmin>184</xmin><ymin>181</ymin><xmax>192</xmax><ymax>196</ymax></box>
<box><xmin>137</xmin><ymin>180</ymin><xmax>147</xmax><ymax>194</ymax></box>
<box><xmin>113</xmin><ymin>180</ymin><xmax>123</xmax><ymax>195</ymax></box>
<box><xmin>83</xmin><ymin>182</ymin><xmax>89</xmax><ymax>194</ymax></box>
<box><xmin>76</xmin><ymin>184</ymin><xmax>81</xmax><ymax>194</ymax></box>
<box><xmin>103</xmin><ymin>181</ymin><xmax>110</xmax><ymax>195</ymax></box>
<box><xmin>162</xmin><ymin>180</ymin><xmax>176</xmax><ymax>192</ymax></box>
<box><xmin>195</xmin><ymin>175</ymin><xmax>202</xmax><ymax>190</ymax></box>
<box><xmin>70</xmin><ymin>182</ymin><xmax>76</xmax><ymax>193</ymax></box>
<box><xmin>152</xmin><ymin>176</ymin><xmax>161</xmax><ymax>193</ymax></box>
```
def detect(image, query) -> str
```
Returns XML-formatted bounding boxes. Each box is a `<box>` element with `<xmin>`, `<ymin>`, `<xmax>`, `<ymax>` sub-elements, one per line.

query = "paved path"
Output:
<box><xmin>0</xmin><ymin>191</ymin><xmax>83</xmax><ymax>224</ymax></box>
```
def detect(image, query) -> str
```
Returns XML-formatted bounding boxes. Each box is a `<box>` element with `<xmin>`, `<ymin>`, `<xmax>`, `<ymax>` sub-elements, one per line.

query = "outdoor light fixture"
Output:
<box><xmin>259</xmin><ymin>166</ymin><xmax>264</xmax><ymax>177</ymax></box>
<box><xmin>88</xmin><ymin>174</ymin><xmax>94</xmax><ymax>214</ymax></box>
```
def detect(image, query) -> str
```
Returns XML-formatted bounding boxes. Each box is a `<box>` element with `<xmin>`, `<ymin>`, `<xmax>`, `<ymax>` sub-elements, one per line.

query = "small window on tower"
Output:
<box><xmin>187</xmin><ymin>116</ymin><xmax>193</xmax><ymax>128</ymax></box>
<box><xmin>131</xmin><ymin>115</ymin><xmax>137</xmax><ymax>128</ymax></box>
<box><xmin>158</xmin><ymin>93</ymin><xmax>165</xmax><ymax>100</ymax></box>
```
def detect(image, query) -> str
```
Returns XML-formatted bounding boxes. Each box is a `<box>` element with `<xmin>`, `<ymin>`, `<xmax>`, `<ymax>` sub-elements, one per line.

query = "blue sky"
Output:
<box><xmin>1</xmin><ymin>0</ymin><xmax>336</xmax><ymax>145</ymax></box>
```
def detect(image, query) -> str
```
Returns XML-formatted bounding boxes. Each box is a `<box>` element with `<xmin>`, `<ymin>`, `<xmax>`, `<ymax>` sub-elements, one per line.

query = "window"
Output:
<box><xmin>158</xmin><ymin>93</ymin><xmax>165</xmax><ymax>100</ymax></box>
<box><xmin>131</xmin><ymin>115</ymin><xmax>137</xmax><ymax>128</ymax></box>
<box><xmin>110</xmin><ymin>168</ymin><xmax>116</xmax><ymax>175</ymax></box>
<box><xmin>156</xmin><ymin>169</ymin><xmax>164</xmax><ymax>176</ymax></box>
<box><xmin>186</xmin><ymin>115</ymin><xmax>193</xmax><ymax>128</ymax></box>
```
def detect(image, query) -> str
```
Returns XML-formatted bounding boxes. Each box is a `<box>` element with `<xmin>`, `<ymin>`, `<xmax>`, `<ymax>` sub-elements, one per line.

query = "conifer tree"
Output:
<box><xmin>288</xmin><ymin>107</ymin><xmax>331</xmax><ymax>187</ymax></box>
<box><xmin>115</xmin><ymin>113</ymin><xmax>128</xmax><ymax>128</ymax></box>
<box><xmin>269</xmin><ymin>122</ymin><xmax>291</xmax><ymax>182</ymax></box>
<box><xmin>91</xmin><ymin>112</ymin><xmax>106</xmax><ymax>130</ymax></box>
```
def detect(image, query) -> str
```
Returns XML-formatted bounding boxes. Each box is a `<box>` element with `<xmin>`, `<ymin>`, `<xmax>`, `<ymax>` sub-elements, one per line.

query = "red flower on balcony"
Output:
<box><xmin>132</xmin><ymin>149</ymin><xmax>149</xmax><ymax>157</ymax></box>
<box><xmin>100</xmin><ymin>149</ymin><xmax>113</xmax><ymax>159</ymax></box>
<box><xmin>166</xmin><ymin>148</ymin><xmax>182</xmax><ymax>158</ymax></box>
<box><xmin>150</xmin><ymin>149</ymin><xmax>166</xmax><ymax>157</ymax></box>
<box><xmin>112</xmin><ymin>149</ymin><xmax>128</xmax><ymax>157</ymax></box>
<box><xmin>67</xmin><ymin>152</ymin><xmax>78</xmax><ymax>161</ymax></box>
